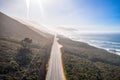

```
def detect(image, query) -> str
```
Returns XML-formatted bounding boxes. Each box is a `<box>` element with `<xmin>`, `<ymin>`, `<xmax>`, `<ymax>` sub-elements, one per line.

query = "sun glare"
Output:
<box><xmin>26</xmin><ymin>0</ymin><xmax>55</xmax><ymax>19</ymax></box>
<box><xmin>36</xmin><ymin>0</ymin><xmax>56</xmax><ymax>17</ymax></box>
<box><xmin>26</xmin><ymin>0</ymin><xmax>30</xmax><ymax>19</ymax></box>
<box><xmin>37</xmin><ymin>0</ymin><xmax>45</xmax><ymax>17</ymax></box>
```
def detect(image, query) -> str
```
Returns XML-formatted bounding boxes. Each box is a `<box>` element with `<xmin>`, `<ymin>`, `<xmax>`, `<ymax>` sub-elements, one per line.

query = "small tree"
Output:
<box><xmin>15</xmin><ymin>38</ymin><xmax>32</xmax><ymax>67</ymax></box>
<box><xmin>21</xmin><ymin>38</ymin><xmax>32</xmax><ymax>48</ymax></box>
<box><xmin>15</xmin><ymin>48</ymin><xmax>32</xmax><ymax>66</ymax></box>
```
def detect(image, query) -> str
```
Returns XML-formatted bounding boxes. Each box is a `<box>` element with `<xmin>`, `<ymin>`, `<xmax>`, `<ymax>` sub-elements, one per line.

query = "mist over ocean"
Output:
<box><xmin>69</xmin><ymin>33</ymin><xmax>120</xmax><ymax>55</ymax></box>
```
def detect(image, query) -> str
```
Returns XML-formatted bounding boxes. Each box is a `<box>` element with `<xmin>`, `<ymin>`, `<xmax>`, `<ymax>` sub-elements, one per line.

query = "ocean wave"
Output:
<box><xmin>86</xmin><ymin>39</ymin><xmax>120</xmax><ymax>45</ymax></box>
<box><xmin>71</xmin><ymin>38</ymin><xmax>120</xmax><ymax>55</ymax></box>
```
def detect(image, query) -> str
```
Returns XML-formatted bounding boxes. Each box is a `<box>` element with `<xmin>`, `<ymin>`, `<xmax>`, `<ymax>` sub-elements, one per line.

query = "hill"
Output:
<box><xmin>58</xmin><ymin>36</ymin><xmax>120</xmax><ymax>80</ymax></box>
<box><xmin>0</xmin><ymin>12</ymin><xmax>53</xmax><ymax>80</ymax></box>
<box><xmin>0</xmin><ymin>12</ymin><xmax>53</xmax><ymax>46</ymax></box>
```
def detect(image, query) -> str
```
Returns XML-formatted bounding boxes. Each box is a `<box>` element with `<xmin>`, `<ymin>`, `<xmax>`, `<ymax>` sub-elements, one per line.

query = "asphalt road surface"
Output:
<box><xmin>46</xmin><ymin>35</ymin><xmax>66</xmax><ymax>80</ymax></box>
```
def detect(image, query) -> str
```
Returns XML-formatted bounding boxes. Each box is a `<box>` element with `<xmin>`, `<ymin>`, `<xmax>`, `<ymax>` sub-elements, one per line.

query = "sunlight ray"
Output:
<box><xmin>26</xmin><ymin>0</ymin><xmax>30</xmax><ymax>19</ymax></box>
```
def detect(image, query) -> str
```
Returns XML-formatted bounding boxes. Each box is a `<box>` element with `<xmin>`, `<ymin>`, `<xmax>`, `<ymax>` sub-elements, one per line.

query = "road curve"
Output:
<box><xmin>46</xmin><ymin>35</ymin><xmax>66</xmax><ymax>80</ymax></box>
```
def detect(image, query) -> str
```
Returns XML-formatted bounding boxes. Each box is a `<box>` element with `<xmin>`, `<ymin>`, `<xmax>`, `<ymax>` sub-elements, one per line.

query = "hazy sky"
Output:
<box><xmin>0</xmin><ymin>0</ymin><xmax>120</xmax><ymax>33</ymax></box>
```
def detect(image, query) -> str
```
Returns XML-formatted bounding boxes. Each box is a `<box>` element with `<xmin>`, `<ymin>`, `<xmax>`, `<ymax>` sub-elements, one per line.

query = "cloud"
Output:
<box><xmin>42</xmin><ymin>0</ymin><xmax>75</xmax><ymax>18</ymax></box>
<box><xmin>56</xmin><ymin>26</ymin><xmax>78</xmax><ymax>31</ymax></box>
<box><xmin>1</xmin><ymin>0</ymin><xmax>120</xmax><ymax>33</ymax></box>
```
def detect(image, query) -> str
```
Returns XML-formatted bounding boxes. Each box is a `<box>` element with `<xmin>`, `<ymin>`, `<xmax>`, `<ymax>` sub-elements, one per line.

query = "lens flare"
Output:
<box><xmin>37</xmin><ymin>0</ymin><xmax>45</xmax><ymax>18</ymax></box>
<box><xmin>26</xmin><ymin>0</ymin><xmax>30</xmax><ymax>19</ymax></box>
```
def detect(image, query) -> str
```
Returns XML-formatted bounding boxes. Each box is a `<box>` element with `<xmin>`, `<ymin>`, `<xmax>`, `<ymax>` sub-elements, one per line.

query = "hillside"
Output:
<box><xmin>0</xmin><ymin>12</ymin><xmax>53</xmax><ymax>46</ymax></box>
<box><xmin>0</xmin><ymin>12</ymin><xmax>53</xmax><ymax>80</ymax></box>
<box><xmin>58</xmin><ymin>36</ymin><xmax>120</xmax><ymax>80</ymax></box>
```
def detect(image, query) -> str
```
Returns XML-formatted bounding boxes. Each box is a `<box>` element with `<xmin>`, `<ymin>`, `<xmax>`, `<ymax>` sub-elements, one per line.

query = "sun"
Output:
<box><xmin>25</xmin><ymin>0</ymin><xmax>55</xmax><ymax>19</ymax></box>
<box><xmin>37</xmin><ymin>0</ymin><xmax>47</xmax><ymax>17</ymax></box>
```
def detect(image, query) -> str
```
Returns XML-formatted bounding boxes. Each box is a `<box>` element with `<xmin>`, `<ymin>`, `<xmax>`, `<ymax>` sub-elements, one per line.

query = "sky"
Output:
<box><xmin>0</xmin><ymin>0</ymin><xmax>120</xmax><ymax>33</ymax></box>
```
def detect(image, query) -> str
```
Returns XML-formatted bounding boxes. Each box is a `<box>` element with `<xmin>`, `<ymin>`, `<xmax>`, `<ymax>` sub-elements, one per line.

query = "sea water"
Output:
<box><xmin>70</xmin><ymin>33</ymin><xmax>120</xmax><ymax>55</ymax></box>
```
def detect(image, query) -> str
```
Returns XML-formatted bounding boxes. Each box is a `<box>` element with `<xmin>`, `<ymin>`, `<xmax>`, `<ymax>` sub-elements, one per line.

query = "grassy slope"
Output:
<box><xmin>0</xmin><ymin>12</ymin><xmax>53</xmax><ymax>46</ymax></box>
<box><xmin>0</xmin><ymin>12</ymin><xmax>53</xmax><ymax>80</ymax></box>
<box><xmin>58</xmin><ymin>36</ymin><xmax>120</xmax><ymax>80</ymax></box>
<box><xmin>0</xmin><ymin>39</ymin><xmax>52</xmax><ymax>80</ymax></box>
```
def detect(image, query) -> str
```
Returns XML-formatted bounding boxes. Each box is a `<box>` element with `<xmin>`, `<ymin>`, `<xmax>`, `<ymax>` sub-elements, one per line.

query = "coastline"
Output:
<box><xmin>69</xmin><ymin>37</ymin><xmax>120</xmax><ymax>56</ymax></box>
<box><xmin>58</xmin><ymin>35</ymin><xmax>120</xmax><ymax>80</ymax></box>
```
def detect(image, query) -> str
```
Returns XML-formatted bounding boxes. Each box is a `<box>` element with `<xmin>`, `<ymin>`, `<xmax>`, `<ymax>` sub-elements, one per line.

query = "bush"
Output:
<box><xmin>0</xmin><ymin>75</ymin><xmax>13</xmax><ymax>80</ymax></box>
<box><xmin>15</xmin><ymin>48</ymin><xmax>32</xmax><ymax>67</ymax></box>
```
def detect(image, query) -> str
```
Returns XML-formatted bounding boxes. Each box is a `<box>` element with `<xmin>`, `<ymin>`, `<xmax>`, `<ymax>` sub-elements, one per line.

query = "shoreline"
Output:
<box><xmin>68</xmin><ymin>37</ymin><xmax>120</xmax><ymax>56</ymax></box>
<box><xmin>58</xmin><ymin>35</ymin><xmax>120</xmax><ymax>80</ymax></box>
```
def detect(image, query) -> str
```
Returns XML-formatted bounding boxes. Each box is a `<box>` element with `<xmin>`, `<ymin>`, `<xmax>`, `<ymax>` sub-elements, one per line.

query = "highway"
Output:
<box><xmin>46</xmin><ymin>35</ymin><xmax>66</xmax><ymax>80</ymax></box>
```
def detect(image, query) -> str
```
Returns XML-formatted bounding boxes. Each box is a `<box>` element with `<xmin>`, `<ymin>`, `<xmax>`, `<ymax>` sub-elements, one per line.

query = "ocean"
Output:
<box><xmin>66</xmin><ymin>33</ymin><xmax>120</xmax><ymax>55</ymax></box>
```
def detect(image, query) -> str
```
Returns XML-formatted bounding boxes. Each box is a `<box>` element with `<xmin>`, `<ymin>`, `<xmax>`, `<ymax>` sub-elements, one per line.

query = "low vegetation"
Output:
<box><xmin>58</xmin><ymin>36</ymin><xmax>120</xmax><ymax>80</ymax></box>
<box><xmin>0</xmin><ymin>12</ymin><xmax>54</xmax><ymax>80</ymax></box>
<box><xmin>0</xmin><ymin>37</ymin><xmax>52</xmax><ymax>80</ymax></box>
